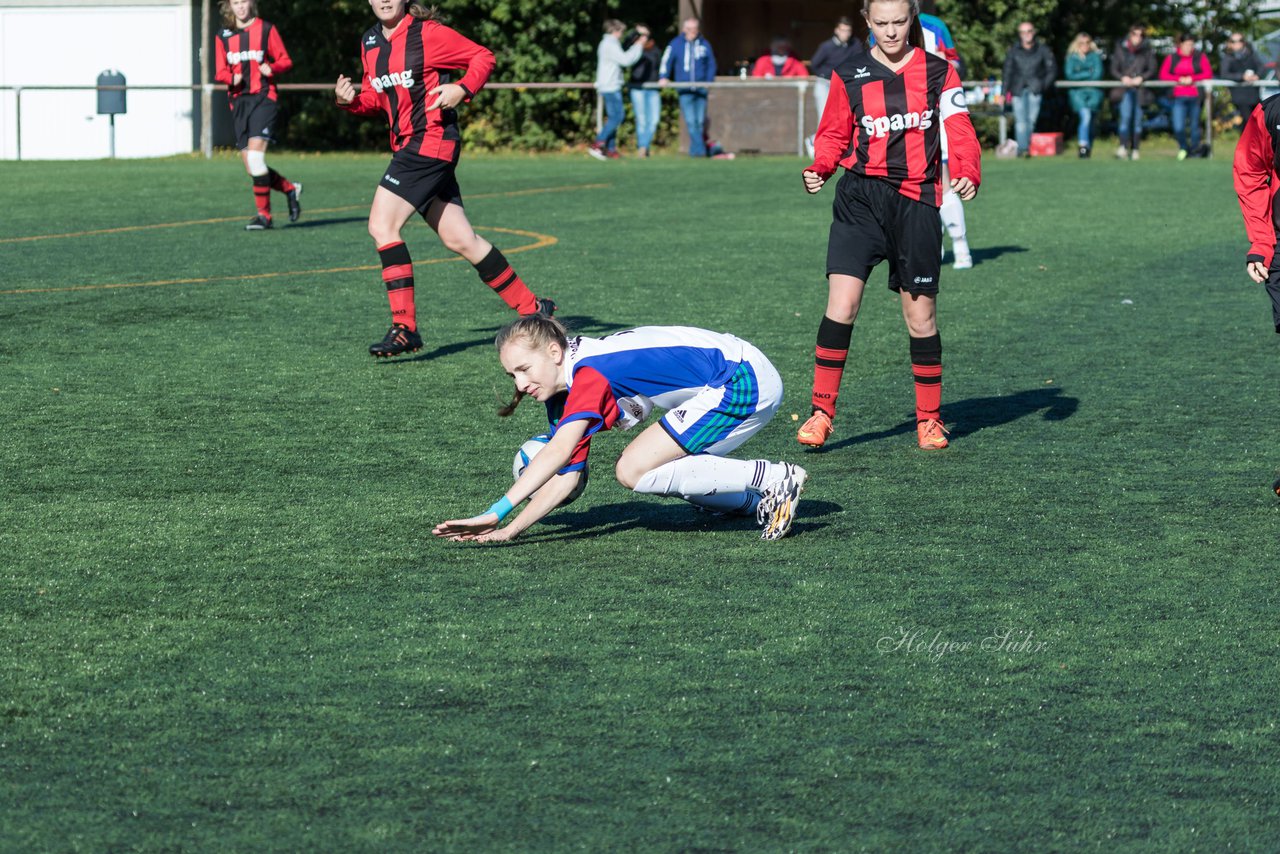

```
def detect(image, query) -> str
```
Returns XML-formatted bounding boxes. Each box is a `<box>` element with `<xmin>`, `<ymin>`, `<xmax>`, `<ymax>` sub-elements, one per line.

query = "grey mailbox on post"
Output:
<box><xmin>96</xmin><ymin>70</ymin><xmax>126</xmax><ymax>115</ymax></box>
<box><xmin>96</xmin><ymin>70</ymin><xmax>126</xmax><ymax>157</ymax></box>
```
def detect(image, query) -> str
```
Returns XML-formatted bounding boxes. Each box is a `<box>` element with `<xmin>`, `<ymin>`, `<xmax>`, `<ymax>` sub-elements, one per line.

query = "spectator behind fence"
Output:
<box><xmin>806</xmin><ymin>17</ymin><xmax>862</xmax><ymax>158</ymax></box>
<box><xmin>1064</xmin><ymin>33</ymin><xmax>1104</xmax><ymax>159</ymax></box>
<box><xmin>1221</xmin><ymin>32</ymin><xmax>1266</xmax><ymax>123</ymax></box>
<box><xmin>752</xmin><ymin>37</ymin><xmax>808</xmax><ymax>78</ymax></box>
<box><xmin>1159</xmin><ymin>34</ymin><xmax>1213</xmax><ymax>160</ymax></box>
<box><xmin>1002</xmin><ymin>21</ymin><xmax>1056</xmax><ymax>157</ymax></box>
<box><xmin>659</xmin><ymin>17</ymin><xmax>717</xmax><ymax>158</ymax></box>
<box><xmin>1110</xmin><ymin>23</ymin><xmax>1157</xmax><ymax>160</ymax></box>
<box><xmin>628</xmin><ymin>25</ymin><xmax>661</xmax><ymax>159</ymax></box>
<box><xmin>589</xmin><ymin>19</ymin><xmax>648</xmax><ymax>161</ymax></box>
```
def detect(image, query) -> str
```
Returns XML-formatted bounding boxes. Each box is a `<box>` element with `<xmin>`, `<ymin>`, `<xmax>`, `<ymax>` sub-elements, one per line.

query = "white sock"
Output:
<box><xmin>939</xmin><ymin>189</ymin><xmax>966</xmax><ymax>243</ymax></box>
<box><xmin>633</xmin><ymin>456</ymin><xmax>784</xmax><ymax>516</ymax></box>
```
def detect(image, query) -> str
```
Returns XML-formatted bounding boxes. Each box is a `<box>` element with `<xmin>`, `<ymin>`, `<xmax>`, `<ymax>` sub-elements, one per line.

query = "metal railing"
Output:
<box><xmin>1051</xmin><ymin>78</ymin><xmax>1272</xmax><ymax>152</ymax></box>
<box><xmin>0</xmin><ymin>82</ymin><xmax>595</xmax><ymax>161</ymax></box>
<box><xmin>0</xmin><ymin>77</ymin><xmax>1267</xmax><ymax>160</ymax></box>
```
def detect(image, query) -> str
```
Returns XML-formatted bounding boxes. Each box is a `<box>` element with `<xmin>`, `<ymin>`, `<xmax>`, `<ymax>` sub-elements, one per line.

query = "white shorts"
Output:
<box><xmin>660</xmin><ymin>342</ymin><xmax>783</xmax><ymax>455</ymax></box>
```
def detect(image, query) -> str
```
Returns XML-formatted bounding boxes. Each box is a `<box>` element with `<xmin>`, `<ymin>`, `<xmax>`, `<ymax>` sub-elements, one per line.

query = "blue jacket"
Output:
<box><xmin>1065</xmin><ymin>51</ymin><xmax>1103</xmax><ymax>111</ymax></box>
<box><xmin>659</xmin><ymin>35</ymin><xmax>716</xmax><ymax>90</ymax></box>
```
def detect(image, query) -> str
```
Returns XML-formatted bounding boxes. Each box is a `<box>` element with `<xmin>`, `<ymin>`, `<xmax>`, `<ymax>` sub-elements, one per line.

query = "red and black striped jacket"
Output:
<box><xmin>808</xmin><ymin>47</ymin><xmax>980</xmax><ymax>207</ymax></box>
<box><xmin>214</xmin><ymin>18</ymin><xmax>292</xmax><ymax>104</ymax></box>
<box><xmin>340</xmin><ymin>16</ymin><xmax>495</xmax><ymax>161</ymax></box>
<box><xmin>1234</xmin><ymin>95</ymin><xmax>1280</xmax><ymax>267</ymax></box>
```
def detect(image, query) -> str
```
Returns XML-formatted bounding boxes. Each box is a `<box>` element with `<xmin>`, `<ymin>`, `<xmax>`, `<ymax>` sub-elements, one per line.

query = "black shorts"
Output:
<box><xmin>380</xmin><ymin>149</ymin><xmax>464</xmax><ymax>216</ymax></box>
<box><xmin>232</xmin><ymin>93</ymin><xmax>278</xmax><ymax>149</ymax></box>
<box><xmin>1264</xmin><ymin>248</ymin><xmax>1280</xmax><ymax>332</ymax></box>
<box><xmin>827</xmin><ymin>172</ymin><xmax>943</xmax><ymax>296</ymax></box>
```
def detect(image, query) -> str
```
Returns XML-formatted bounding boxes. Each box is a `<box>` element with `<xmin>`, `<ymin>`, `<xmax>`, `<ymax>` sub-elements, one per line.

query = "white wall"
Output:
<box><xmin>0</xmin><ymin>5</ymin><xmax>193</xmax><ymax>159</ymax></box>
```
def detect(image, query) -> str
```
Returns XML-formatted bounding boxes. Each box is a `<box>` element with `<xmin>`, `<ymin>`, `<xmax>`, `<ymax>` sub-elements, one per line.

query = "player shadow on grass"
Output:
<box><xmin>283</xmin><ymin>217</ymin><xmax>370</xmax><ymax>229</ymax></box>
<box><xmin>468</xmin><ymin>498</ymin><xmax>843</xmax><ymax>545</ymax></box>
<box><xmin>819</xmin><ymin>386</ymin><xmax>1079</xmax><ymax>452</ymax></box>
<box><xmin>966</xmin><ymin>244</ymin><xmax>1027</xmax><ymax>265</ymax></box>
<box><xmin>374</xmin><ymin>315</ymin><xmax>630</xmax><ymax>364</ymax></box>
<box><xmin>380</xmin><ymin>335</ymin><xmax>496</xmax><ymax>363</ymax></box>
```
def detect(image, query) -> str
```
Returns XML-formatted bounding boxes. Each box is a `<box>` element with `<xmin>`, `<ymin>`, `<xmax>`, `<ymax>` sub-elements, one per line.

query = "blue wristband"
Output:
<box><xmin>486</xmin><ymin>496</ymin><xmax>514</xmax><ymax>521</ymax></box>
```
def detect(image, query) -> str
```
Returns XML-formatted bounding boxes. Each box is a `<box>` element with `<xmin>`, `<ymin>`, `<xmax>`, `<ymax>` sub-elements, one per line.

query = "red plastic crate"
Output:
<box><xmin>1029</xmin><ymin>132</ymin><xmax>1063</xmax><ymax>157</ymax></box>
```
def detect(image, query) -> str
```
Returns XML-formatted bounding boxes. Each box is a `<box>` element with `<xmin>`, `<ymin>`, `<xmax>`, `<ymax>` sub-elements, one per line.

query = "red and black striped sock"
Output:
<box><xmin>812</xmin><ymin>315</ymin><xmax>853</xmax><ymax>418</ymax></box>
<box><xmin>252</xmin><ymin>174</ymin><xmax>272</xmax><ymax>220</ymax></box>
<box><xmin>474</xmin><ymin>247</ymin><xmax>537</xmax><ymax>315</ymax></box>
<box><xmin>268</xmin><ymin>168</ymin><xmax>295</xmax><ymax>194</ymax></box>
<box><xmin>379</xmin><ymin>241</ymin><xmax>416</xmax><ymax>331</ymax></box>
<box><xmin>910</xmin><ymin>332</ymin><xmax>943</xmax><ymax>422</ymax></box>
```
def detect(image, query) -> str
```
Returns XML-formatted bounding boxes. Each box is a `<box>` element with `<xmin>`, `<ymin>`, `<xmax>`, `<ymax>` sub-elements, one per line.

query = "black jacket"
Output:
<box><xmin>1221</xmin><ymin>44</ymin><xmax>1267</xmax><ymax>109</ymax></box>
<box><xmin>810</xmin><ymin>36</ymin><xmax>865</xmax><ymax>81</ymax></box>
<box><xmin>630</xmin><ymin>43</ymin><xmax>662</xmax><ymax>85</ymax></box>
<box><xmin>1003</xmin><ymin>40</ymin><xmax>1056</xmax><ymax>95</ymax></box>
<box><xmin>1109</xmin><ymin>37</ymin><xmax>1158</xmax><ymax>105</ymax></box>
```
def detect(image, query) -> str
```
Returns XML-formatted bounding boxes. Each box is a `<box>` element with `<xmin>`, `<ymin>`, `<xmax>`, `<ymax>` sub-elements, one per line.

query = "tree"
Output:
<box><xmin>272</xmin><ymin>0</ymin><xmax>677</xmax><ymax>151</ymax></box>
<box><xmin>938</xmin><ymin>0</ymin><xmax>1262</xmax><ymax>79</ymax></box>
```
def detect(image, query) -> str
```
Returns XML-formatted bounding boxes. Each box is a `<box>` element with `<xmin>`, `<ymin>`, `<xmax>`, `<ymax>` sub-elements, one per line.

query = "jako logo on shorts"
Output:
<box><xmin>861</xmin><ymin>110</ymin><xmax>934</xmax><ymax>138</ymax></box>
<box><xmin>371</xmin><ymin>70</ymin><xmax>415</xmax><ymax>92</ymax></box>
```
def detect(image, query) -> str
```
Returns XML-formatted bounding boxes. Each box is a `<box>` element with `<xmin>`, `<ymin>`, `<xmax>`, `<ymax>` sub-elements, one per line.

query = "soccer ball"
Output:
<box><xmin>513</xmin><ymin>434</ymin><xmax>588</xmax><ymax>506</ymax></box>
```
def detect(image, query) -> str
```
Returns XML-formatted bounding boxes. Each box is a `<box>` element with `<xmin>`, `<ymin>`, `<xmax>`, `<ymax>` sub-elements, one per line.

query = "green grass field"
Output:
<box><xmin>2</xmin><ymin>148</ymin><xmax>1278</xmax><ymax>851</ymax></box>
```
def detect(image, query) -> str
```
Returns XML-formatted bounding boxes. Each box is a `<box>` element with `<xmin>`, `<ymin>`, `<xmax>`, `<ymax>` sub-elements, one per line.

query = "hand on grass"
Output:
<box><xmin>433</xmin><ymin>513</ymin><xmax>500</xmax><ymax>541</ymax></box>
<box><xmin>471</xmin><ymin>527</ymin><xmax>519</xmax><ymax>543</ymax></box>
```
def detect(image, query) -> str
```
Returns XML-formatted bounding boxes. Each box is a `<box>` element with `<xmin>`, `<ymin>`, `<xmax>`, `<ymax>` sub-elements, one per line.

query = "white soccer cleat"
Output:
<box><xmin>756</xmin><ymin>463</ymin><xmax>808</xmax><ymax>541</ymax></box>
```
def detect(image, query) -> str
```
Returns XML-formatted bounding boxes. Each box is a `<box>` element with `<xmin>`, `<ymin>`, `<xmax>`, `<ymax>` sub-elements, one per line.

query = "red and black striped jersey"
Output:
<box><xmin>340</xmin><ymin>16</ymin><xmax>495</xmax><ymax>161</ymax></box>
<box><xmin>808</xmin><ymin>47</ymin><xmax>980</xmax><ymax>207</ymax></box>
<box><xmin>214</xmin><ymin>19</ymin><xmax>293</xmax><ymax>104</ymax></box>
<box><xmin>1234</xmin><ymin>95</ymin><xmax>1280</xmax><ymax>267</ymax></box>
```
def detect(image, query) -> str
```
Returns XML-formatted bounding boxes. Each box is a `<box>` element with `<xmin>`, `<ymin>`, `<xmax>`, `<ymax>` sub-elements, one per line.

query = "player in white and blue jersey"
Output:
<box><xmin>920</xmin><ymin>9</ymin><xmax>974</xmax><ymax>270</ymax></box>
<box><xmin>432</xmin><ymin>315</ymin><xmax>807</xmax><ymax>542</ymax></box>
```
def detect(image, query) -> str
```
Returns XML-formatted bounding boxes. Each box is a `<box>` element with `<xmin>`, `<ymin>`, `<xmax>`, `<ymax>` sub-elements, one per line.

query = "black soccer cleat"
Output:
<box><xmin>245</xmin><ymin>215</ymin><xmax>273</xmax><ymax>231</ymax></box>
<box><xmin>1273</xmin><ymin>476</ymin><xmax>1280</xmax><ymax>499</ymax></box>
<box><xmin>369</xmin><ymin>323</ymin><xmax>423</xmax><ymax>358</ymax></box>
<box><xmin>532</xmin><ymin>297</ymin><xmax>557</xmax><ymax>317</ymax></box>
<box><xmin>286</xmin><ymin>182</ymin><xmax>302</xmax><ymax>223</ymax></box>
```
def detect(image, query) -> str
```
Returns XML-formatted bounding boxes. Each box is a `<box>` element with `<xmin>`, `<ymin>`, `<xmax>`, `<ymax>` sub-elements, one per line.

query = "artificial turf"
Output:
<box><xmin>1</xmin><ymin>148</ymin><xmax>1278</xmax><ymax>850</ymax></box>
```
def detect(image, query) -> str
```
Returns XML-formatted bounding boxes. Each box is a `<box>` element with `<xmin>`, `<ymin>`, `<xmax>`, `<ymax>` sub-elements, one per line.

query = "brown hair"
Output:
<box><xmin>218</xmin><ymin>0</ymin><xmax>258</xmax><ymax>27</ymax></box>
<box><xmin>408</xmin><ymin>2</ymin><xmax>439</xmax><ymax>21</ymax></box>
<box><xmin>494</xmin><ymin>315</ymin><xmax>570</xmax><ymax>417</ymax></box>
<box><xmin>862</xmin><ymin>0</ymin><xmax>925</xmax><ymax>51</ymax></box>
